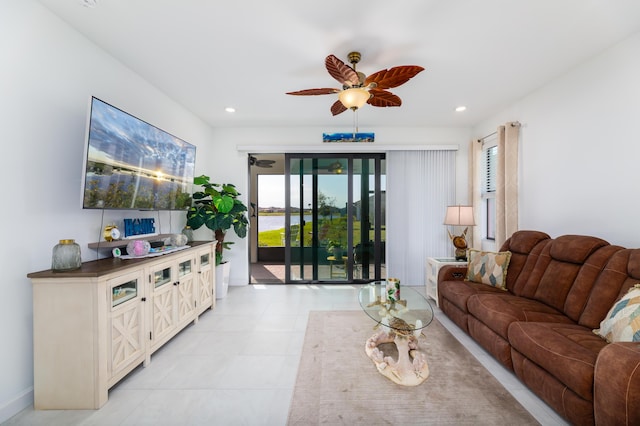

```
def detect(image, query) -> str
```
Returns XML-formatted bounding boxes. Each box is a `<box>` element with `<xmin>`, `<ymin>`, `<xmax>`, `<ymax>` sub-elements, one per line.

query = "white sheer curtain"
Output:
<box><xmin>386</xmin><ymin>150</ymin><xmax>456</xmax><ymax>286</ymax></box>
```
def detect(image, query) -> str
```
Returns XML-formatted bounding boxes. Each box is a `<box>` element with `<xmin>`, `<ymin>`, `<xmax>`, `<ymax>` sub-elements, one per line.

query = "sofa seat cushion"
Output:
<box><xmin>439</xmin><ymin>279</ymin><xmax>504</xmax><ymax>313</ymax></box>
<box><xmin>509</xmin><ymin>321</ymin><xmax>608</xmax><ymax>402</ymax></box>
<box><xmin>467</xmin><ymin>293</ymin><xmax>573</xmax><ymax>340</ymax></box>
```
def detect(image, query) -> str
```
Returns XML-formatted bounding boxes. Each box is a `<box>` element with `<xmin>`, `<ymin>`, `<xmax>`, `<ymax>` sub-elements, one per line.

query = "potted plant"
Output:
<box><xmin>185</xmin><ymin>175</ymin><xmax>249</xmax><ymax>297</ymax></box>
<box><xmin>326</xmin><ymin>239</ymin><xmax>345</xmax><ymax>258</ymax></box>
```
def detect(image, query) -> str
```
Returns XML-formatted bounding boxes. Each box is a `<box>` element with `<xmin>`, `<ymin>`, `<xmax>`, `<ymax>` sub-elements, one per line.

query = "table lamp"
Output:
<box><xmin>443</xmin><ymin>205</ymin><xmax>476</xmax><ymax>261</ymax></box>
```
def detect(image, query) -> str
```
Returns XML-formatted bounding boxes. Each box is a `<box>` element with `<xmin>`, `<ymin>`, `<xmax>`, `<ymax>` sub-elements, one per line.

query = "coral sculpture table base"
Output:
<box><xmin>358</xmin><ymin>282</ymin><xmax>434</xmax><ymax>386</ymax></box>
<box><xmin>365</xmin><ymin>328</ymin><xmax>429</xmax><ymax>386</ymax></box>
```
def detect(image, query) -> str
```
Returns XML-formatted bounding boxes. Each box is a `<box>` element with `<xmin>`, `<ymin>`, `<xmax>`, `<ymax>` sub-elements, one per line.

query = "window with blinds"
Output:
<box><xmin>482</xmin><ymin>145</ymin><xmax>497</xmax><ymax>240</ymax></box>
<box><xmin>484</xmin><ymin>146</ymin><xmax>497</xmax><ymax>194</ymax></box>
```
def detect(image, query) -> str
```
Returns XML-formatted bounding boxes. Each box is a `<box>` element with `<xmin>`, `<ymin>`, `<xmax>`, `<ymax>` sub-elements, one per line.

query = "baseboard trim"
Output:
<box><xmin>0</xmin><ymin>387</ymin><xmax>33</xmax><ymax>423</ymax></box>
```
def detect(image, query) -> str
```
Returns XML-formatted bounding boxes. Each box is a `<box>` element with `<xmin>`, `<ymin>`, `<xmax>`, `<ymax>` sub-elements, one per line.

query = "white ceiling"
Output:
<box><xmin>38</xmin><ymin>0</ymin><xmax>640</xmax><ymax>129</ymax></box>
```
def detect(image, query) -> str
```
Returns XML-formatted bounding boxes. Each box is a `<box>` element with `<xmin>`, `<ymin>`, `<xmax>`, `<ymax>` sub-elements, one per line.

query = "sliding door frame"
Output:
<box><xmin>284</xmin><ymin>152</ymin><xmax>385</xmax><ymax>284</ymax></box>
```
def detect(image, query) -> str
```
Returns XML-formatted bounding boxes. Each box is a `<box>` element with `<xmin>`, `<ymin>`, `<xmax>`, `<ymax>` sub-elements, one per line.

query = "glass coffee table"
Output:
<box><xmin>358</xmin><ymin>282</ymin><xmax>434</xmax><ymax>386</ymax></box>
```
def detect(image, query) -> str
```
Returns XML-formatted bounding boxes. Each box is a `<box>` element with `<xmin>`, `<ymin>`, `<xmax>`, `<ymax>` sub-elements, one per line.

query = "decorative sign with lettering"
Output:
<box><xmin>123</xmin><ymin>218</ymin><xmax>156</xmax><ymax>238</ymax></box>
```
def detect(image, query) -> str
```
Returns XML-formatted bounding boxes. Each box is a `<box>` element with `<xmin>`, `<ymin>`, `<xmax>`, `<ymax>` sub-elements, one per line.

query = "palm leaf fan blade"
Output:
<box><xmin>325</xmin><ymin>55</ymin><xmax>359</xmax><ymax>87</ymax></box>
<box><xmin>286</xmin><ymin>88</ymin><xmax>339</xmax><ymax>96</ymax></box>
<box><xmin>368</xmin><ymin>89</ymin><xmax>402</xmax><ymax>107</ymax></box>
<box><xmin>365</xmin><ymin>66</ymin><xmax>425</xmax><ymax>89</ymax></box>
<box><xmin>331</xmin><ymin>100</ymin><xmax>348</xmax><ymax>116</ymax></box>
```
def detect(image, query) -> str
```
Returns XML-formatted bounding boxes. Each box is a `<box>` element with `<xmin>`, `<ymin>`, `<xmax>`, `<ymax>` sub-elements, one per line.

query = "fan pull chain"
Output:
<box><xmin>353</xmin><ymin>110</ymin><xmax>359</xmax><ymax>139</ymax></box>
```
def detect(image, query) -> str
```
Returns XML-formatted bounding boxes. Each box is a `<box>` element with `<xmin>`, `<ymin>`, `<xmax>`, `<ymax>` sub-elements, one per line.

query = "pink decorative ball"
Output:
<box><xmin>126</xmin><ymin>240</ymin><xmax>151</xmax><ymax>257</ymax></box>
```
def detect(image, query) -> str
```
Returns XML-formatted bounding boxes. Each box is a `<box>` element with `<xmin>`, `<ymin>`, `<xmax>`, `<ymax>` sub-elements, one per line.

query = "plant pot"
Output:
<box><xmin>215</xmin><ymin>261</ymin><xmax>231</xmax><ymax>299</ymax></box>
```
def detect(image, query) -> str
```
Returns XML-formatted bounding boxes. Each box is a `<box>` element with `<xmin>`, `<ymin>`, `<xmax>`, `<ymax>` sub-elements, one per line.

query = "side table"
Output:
<box><xmin>327</xmin><ymin>255</ymin><xmax>348</xmax><ymax>278</ymax></box>
<box><xmin>426</xmin><ymin>257</ymin><xmax>466</xmax><ymax>307</ymax></box>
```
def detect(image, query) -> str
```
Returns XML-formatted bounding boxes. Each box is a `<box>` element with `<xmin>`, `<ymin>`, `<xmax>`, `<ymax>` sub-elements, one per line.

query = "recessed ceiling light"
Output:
<box><xmin>225</xmin><ymin>107</ymin><xmax>236</xmax><ymax>113</ymax></box>
<box><xmin>455</xmin><ymin>106</ymin><xmax>467</xmax><ymax>112</ymax></box>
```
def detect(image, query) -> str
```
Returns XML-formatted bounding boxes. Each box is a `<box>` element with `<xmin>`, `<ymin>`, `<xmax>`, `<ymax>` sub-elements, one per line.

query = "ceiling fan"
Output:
<box><xmin>249</xmin><ymin>155</ymin><xmax>276</xmax><ymax>168</ymax></box>
<box><xmin>327</xmin><ymin>160</ymin><xmax>344</xmax><ymax>174</ymax></box>
<box><xmin>286</xmin><ymin>51</ymin><xmax>424</xmax><ymax>116</ymax></box>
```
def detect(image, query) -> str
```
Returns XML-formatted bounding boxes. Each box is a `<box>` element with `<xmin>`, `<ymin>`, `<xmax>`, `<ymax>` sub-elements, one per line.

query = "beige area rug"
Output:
<box><xmin>288</xmin><ymin>311</ymin><xmax>539</xmax><ymax>425</ymax></box>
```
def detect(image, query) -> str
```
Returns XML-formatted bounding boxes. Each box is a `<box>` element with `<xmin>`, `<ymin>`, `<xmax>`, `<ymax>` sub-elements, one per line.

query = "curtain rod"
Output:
<box><xmin>476</xmin><ymin>121</ymin><xmax>521</xmax><ymax>143</ymax></box>
<box><xmin>478</xmin><ymin>131</ymin><xmax>496</xmax><ymax>142</ymax></box>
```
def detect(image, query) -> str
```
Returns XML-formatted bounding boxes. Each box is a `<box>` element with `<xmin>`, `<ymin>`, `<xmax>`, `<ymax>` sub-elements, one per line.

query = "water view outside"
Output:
<box><xmin>258</xmin><ymin>214</ymin><xmax>312</xmax><ymax>232</ymax></box>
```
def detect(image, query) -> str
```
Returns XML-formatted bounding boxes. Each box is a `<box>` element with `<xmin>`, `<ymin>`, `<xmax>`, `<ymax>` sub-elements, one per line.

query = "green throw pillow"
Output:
<box><xmin>466</xmin><ymin>249</ymin><xmax>512</xmax><ymax>290</ymax></box>
<box><xmin>594</xmin><ymin>284</ymin><xmax>640</xmax><ymax>343</ymax></box>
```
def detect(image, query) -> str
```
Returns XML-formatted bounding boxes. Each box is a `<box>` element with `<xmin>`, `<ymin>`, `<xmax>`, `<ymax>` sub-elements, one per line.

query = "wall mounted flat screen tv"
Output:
<box><xmin>81</xmin><ymin>97</ymin><xmax>196</xmax><ymax>210</ymax></box>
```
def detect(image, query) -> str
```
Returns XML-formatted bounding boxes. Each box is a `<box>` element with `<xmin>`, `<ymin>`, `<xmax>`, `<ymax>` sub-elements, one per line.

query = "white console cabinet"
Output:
<box><xmin>28</xmin><ymin>242</ymin><xmax>215</xmax><ymax>410</ymax></box>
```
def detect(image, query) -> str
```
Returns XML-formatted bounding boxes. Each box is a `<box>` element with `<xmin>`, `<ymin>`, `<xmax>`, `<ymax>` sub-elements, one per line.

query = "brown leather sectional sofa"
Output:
<box><xmin>437</xmin><ymin>230</ymin><xmax>640</xmax><ymax>425</ymax></box>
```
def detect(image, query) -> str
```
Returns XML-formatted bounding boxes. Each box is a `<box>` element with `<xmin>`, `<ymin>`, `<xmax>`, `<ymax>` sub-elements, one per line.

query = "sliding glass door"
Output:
<box><xmin>284</xmin><ymin>154</ymin><xmax>385</xmax><ymax>283</ymax></box>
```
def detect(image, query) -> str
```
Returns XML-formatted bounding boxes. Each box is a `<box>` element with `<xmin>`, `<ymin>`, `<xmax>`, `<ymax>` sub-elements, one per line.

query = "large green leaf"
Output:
<box><xmin>204</xmin><ymin>215</ymin><xmax>219</xmax><ymax>231</ymax></box>
<box><xmin>217</xmin><ymin>213</ymin><xmax>234</xmax><ymax>230</ymax></box>
<box><xmin>192</xmin><ymin>191</ymin><xmax>209</xmax><ymax>200</ymax></box>
<box><xmin>222</xmin><ymin>183</ymin><xmax>239</xmax><ymax>196</ymax></box>
<box><xmin>186</xmin><ymin>205</ymin><xmax>208</xmax><ymax>229</ymax></box>
<box><xmin>234</xmin><ymin>220</ymin><xmax>248</xmax><ymax>238</ymax></box>
<box><xmin>214</xmin><ymin>194</ymin><xmax>234</xmax><ymax>214</ymax></box>
<box><xmin>232</xmin><ymin>199</ymin><xmax>248</xmax><ymax>211</ymax></box>
<box><xmin>193</xmin><ymin>175</ymin><xmax>210</xmax><ymax>186</ymax></box>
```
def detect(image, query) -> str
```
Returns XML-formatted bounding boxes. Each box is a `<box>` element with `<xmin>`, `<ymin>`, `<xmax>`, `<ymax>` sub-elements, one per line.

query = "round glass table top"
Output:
<box><xmin>358</xmin><ymin>282</ymin><xmax>434</xmax><ymax>332</ymax></box>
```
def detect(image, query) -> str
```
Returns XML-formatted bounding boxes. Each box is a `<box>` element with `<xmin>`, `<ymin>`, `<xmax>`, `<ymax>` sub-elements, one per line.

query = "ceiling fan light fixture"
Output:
<box><xmin>338</xmin><ymin>87</ymin><xmax>370</xmax><ymax>110</ymax></box>
<box><xmin>328</xmin><ymin>160</ymin><xmax>344</xmax><ymax>174</ymax></box>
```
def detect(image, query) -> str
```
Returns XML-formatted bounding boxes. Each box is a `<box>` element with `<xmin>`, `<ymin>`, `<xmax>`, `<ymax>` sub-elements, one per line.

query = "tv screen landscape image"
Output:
<box><xmin>81</xmin><ymin>97</ymin><xmax>196</xmax><ymax>210</ymax></box>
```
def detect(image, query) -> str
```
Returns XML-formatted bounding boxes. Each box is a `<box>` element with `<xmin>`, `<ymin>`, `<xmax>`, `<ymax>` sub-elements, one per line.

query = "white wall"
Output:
<box><xmin>0</xmin><ymin>1</ymin><xmax>217</xmax><ymax>421</ymax></box>
<box><xmin>474</xmin><ymin>30</ymin><xmax>640</xmax><ymax>248</ymax></box>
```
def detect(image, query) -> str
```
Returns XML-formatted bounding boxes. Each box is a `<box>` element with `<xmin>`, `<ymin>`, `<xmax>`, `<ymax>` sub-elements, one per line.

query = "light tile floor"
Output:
<box><xmin>5</xmin><ymin>284</ymin><xmax>568</xmax><ymax>426</ymax></box>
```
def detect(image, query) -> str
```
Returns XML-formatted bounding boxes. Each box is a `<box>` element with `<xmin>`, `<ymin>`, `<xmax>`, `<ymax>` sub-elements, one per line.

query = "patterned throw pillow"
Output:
<box><xmin>465</xmin><ymin>249</ymin><xmax>512</xmax><ymax>290</ymax></box>
<box><xmin>594</xmin><ymin>284</ymin><xmax>640</xmax><ymax>343</ymax></box>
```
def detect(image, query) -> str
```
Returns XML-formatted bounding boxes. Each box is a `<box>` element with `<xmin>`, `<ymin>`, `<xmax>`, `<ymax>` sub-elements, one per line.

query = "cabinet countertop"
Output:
<box><xmin>28</xmin><ymin>241</ymin><xmax>212</xmax><ymax>279</ymax></box>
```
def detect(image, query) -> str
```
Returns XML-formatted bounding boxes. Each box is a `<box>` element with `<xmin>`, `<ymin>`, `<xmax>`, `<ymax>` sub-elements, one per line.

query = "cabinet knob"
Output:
<box><xmin>141</xmin><ymin>297</ymin><xmax>146</xmax><ymax>302</ymax></box>
<box><xmin>173</xmin><ymin>281</ymin><xmax>179</xmax><ymax>286</ymax></box>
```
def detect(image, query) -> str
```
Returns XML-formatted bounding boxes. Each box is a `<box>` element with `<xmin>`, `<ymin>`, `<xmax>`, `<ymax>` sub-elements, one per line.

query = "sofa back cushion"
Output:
<box><xmin>563</xmin><ymin>244</ymin><xmax>624</xmax><ymax>322</ymax></box>
<box><xmin>531</xmin><ymin>235</ymin><xmax>613</xmax><ymax>320</ymax></box>
<box><xmin>499</xmin><ymin>230</ymin><xmax>551</xmax><ymax>294</ymax></box>
<box><xmin>579</xmin><ymin>248</ymin><xmax>640</xmax><ymax>328</ymax></box>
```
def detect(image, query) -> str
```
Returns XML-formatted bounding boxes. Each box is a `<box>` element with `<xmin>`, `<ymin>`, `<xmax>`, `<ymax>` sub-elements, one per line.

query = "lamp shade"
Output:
<box><xmin>338</xmin><ymin>88</ymin><xmax>370</xmax><ymax>110</ymax></box>
<box><xmin>443</xmin><ymin>205</ymin><xmax>476</xmax><ymax>226</ymax></box>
